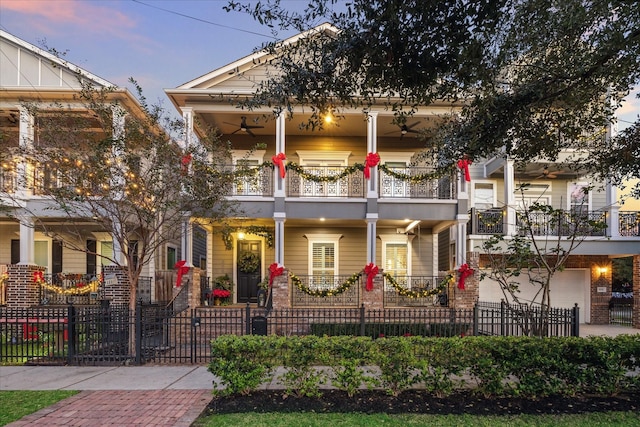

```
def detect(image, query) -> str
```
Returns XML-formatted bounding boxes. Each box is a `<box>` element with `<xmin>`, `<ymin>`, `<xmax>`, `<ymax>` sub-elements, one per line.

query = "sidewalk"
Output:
<box><xmin>2</xmin><ymin>324</ymin><xmax>638</xmax><ymax>426</ymax></box>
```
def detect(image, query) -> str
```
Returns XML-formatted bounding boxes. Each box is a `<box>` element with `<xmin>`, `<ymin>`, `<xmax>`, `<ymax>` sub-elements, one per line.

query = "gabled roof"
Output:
<box><xmin>175</xmin><ymin>23</ymin><xmax>339</xmax><ymax>91</ymax></box>
<box><xmin>0</xmin><ymin>29</ymin><xmax>114</xmax><ymax>89</ymax></box>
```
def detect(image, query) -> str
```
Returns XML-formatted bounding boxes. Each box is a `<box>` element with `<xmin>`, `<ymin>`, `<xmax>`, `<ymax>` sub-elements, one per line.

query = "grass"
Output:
<box><xmin>193</xmin><ymin>412</ymin><xmax>640</xmax><ymax>427</ymax></box>
<box><xmin>0</xmin><ymin>390</ymin><xmax>78</xmax><ymax>426</ymax></box>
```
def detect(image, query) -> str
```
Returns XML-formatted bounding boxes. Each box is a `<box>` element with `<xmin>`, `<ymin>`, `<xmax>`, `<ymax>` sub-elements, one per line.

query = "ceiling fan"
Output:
<box><xmin>384</xmin><ymin>121</ymin><xmax>421</xmax><ymax>138</ymax></box>
<box><xmin>529</xmin><ymin>165</ymin><xmax>564</xmax><ymax>179</ymax></box>
<box><xmin>223</xmin><ymin>116</ymin><xmax>264</xmax><ymax>137</ymax></box>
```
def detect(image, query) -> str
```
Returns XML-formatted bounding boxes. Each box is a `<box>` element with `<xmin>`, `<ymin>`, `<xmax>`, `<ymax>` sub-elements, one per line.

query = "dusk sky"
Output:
<box><xmin>0</xmin><ymin>0</ymin><xmax>638</xmax><ymax>130</ymax></box>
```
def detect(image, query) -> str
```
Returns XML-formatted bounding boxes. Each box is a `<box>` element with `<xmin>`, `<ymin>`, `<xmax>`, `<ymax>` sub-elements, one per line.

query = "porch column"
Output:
<box><xmin>17</xmin><ymin>107</ymin><xmax>34</xmax><ymax>196</ymax></box>
<box><xmin>274</xmin><ymin>112</ymin><xmax>286</xmax><ymax>198</ymax></box>
<box><xmin>181</xmin><ymin>107</ymin><xmax>195</xmax><ymax>149</ymax></box>
<box><xmin>366</xmin><ymin>111</ymin><xmax>379</xmax><ymax>198</ymax></box>
<box><xmin>605</xmin><ymin>181</ymin><xmax>620</xmax><ymax>238</ymax></box>
<box><xmin>504</xmin><ymin>158</ymin><xmax>517</xmax><ymax>236</ymax></box>
<box><xmin>19</xmin><ymin>217</ymin><xmax>35</xmax><ymax>265</ymax></box>
<box><xmin>366</xmin><ymin>214</ymin><xmax>377</xmax><ymax>265</ymax></box>
<box><xmin>180</xmin><ymin>216</ymin><xmax>193</xmax><ymax>266</ymax></box>
<box><xmin>274</xmin><ymin>213</ymin><xmax>286</xmax><ymax>265</ymax></box>
<box><xmin>633</xmin><ymin>255</ymin><xmax>640</xmax><ymax>329</ymax></box>
<box><xmin>455</xmin><ymin>216</ymin><xmax>468</xmax><ymax>267</ymax></box>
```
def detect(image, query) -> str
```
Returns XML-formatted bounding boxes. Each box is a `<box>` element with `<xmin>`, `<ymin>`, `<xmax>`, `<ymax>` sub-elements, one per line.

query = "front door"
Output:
<box><xmin>237</xmin><ymin>240</ymin><xmax>261</xmax><ymax>303</ymax></box>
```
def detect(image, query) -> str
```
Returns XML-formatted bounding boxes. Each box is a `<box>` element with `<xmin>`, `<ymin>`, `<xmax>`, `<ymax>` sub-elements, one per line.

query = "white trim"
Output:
<box><xmin>296</xmin><ymin>150</ymin><xmax>352</xmax><ymax>165</ymax></box>
<box><xmin>471</xmin><ymin>180</ymin><xmax>497</xmax><ymax>209</ymax></box>
<box><xmin>305</xmin><ymin>234</ymin><xmax>342</xmax><ymax>276</ymax></box>
<box><xmin>379</xmin><ymin>235</ymin><xmax>412</xmax><ymax>276</ymax></box>
<box><xmin>378</xmin><ymin>152</ymin><xmax>414</xmax><ymax>164</ymax></box>
<box><xmin>231</xmin><ymin>150</ymin><xmax>266</xmax><ymax>163</ymax></box>
<box><xmin>567</xmin><ymin>182</ymin><xmax>593</xmax><ymax>211</ymax></box>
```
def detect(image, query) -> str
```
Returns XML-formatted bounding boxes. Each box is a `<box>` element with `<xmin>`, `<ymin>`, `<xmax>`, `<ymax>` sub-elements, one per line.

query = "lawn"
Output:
<box><xmin>0</xmin><ymin>390</ymin><xmax>78</xmax><ymax>426</ymax></box>
<box><xmin>193</xmin><ymin>411</ymin><xmax>640</xmax><ymax>427</ymax></box>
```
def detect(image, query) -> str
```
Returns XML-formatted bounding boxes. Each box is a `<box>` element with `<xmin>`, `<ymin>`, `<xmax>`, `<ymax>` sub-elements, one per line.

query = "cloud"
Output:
<box><xmin>1</xmin><ymin>0</ymin><xmax>144</xmax><ymax>43</ymax></box>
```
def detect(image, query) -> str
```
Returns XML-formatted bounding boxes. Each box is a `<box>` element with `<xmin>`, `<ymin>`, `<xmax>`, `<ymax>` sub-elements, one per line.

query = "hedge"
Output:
<box><xmin>209</xmin><ymin>335</ymin><xmax>640</xmax><ymax>398</ymax></box>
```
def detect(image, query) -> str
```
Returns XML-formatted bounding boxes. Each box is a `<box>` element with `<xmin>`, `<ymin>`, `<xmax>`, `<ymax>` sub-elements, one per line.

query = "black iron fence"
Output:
<box><xmin>475</xmin><ymin>301</ymin><xmax>579</xmax><ymax>337</ymax></box>
<box><xmin>1</xmin><ymin>300</ymin><xmax>579</xmax><ymax>366</ymax></box>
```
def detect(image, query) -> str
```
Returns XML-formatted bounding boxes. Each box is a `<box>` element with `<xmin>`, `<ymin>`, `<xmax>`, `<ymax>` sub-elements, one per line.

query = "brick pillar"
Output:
<box><xmin>590</xmin><ymin>263</ymin><xmax>612</xmax><ymax>325</ymax></box>
<box><xmin>270</xmin><ymin>268</ymin><xmax>290</xmax><ymax>309</ymax></box>
<box><xmin>450</xmin><ymin>252</ymin><xmax>480</xmax><ymax>309</ymax></box>
<box><xmin>102</xmin><ymin>265</ymin><xmax>130</xmax><ymax>306</ymax></box>
<box><xmin>361</xmin><ymin>269</ymin><xmax>384</xmax><ymax>309</ymax></box>
<box><xmin>188</xmin><ymin>268</ymin><xmax>202</xmax><ymax>308</ymax></box>
<box><xmin>633</xmin><ymin>255</ymin><xmax>640</xmax><ymax>329</ymax></box>
<box><xmin>6</xmin><ymin>264</ymin><xmax>43</xmax><ymax>308</ymax></box>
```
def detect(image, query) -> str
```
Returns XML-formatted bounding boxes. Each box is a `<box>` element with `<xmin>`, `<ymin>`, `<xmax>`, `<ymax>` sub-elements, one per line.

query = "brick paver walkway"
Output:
<box><xmin>7</xmin><ymin>389</ymin><xmax>212</xmax><ymax>426</ymax></box>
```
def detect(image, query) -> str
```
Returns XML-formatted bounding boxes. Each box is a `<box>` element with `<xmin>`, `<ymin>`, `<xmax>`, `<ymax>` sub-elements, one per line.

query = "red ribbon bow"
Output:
<box><xmin>457</xmin><ymin>158</ymin><xmax>472</xmax><ymax>182</ymax></box>
<box><xmin>364</xmin><ymin>152</ymin><xmax>380</xmax><ymax>179</ymax></box>
<box><xmin>268</xmin><ymin>262</ymin><xmax>284</xmax><ymax>287</ymax></box>
<box><xmin>174</xmin><ymin>260</ymin><xmax>190</xmax><ymax>288</ymax></box>
<box><xmin>272</xmin><ymin>153</ymin><xmax>287</xmax><ymax>179</ymax></box>
<box><xmin>33</xmin><ymin>271</ymin><xmax>44</xmax><ymax>283</ymax></box>
<box><xmin>363</xmin><ymin>263</ymin><xmax>379</xmax><ymax>291</ymax></box>
<box><xmin>181</xmin><ymin>153</ymin><xmax>192</xmax><ymax>175</ymax></box>
<box><xmin>457</xmin><ymin>263</ymin><xmax>474</xmax><ymax>290</ymax></box>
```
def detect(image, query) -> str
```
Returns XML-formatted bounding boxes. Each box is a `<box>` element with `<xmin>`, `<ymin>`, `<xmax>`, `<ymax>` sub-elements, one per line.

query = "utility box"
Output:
<box><xmin>251</xmin><ymin>316</ymin><xmax>267</xmax><ymax>335</ymax></box>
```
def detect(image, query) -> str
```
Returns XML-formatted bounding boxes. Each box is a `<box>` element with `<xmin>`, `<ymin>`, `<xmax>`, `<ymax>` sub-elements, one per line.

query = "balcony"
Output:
<box><xmin>469</xmin><ymin>208</ymin><xmax>640</xmax><ymax>237</ymax></box>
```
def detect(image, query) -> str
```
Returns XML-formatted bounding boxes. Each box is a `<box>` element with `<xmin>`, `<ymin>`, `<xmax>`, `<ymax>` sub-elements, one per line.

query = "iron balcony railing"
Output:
<box><xmin>287</xmin><ymin>166</ymin><xmax>365</xmax><ymax>198</ymax></box>
<box><xmin>469</xmin><ymin>208</ymin><xmax>636</xmax><ymax>237</ymax></box>
<box><xmin>383</xmin><ymin>275</ymin><xmax>450</xmax><ymax>307</ymax></box>
<box><xmin>291</xmin><ymin>274</ymin><xmax>361</xmax><ymax>307</ymax></box>
<box><xmin>379</xmin><ymin>167</ymin><xmax>457</xmax><ymax>199</ymax></box>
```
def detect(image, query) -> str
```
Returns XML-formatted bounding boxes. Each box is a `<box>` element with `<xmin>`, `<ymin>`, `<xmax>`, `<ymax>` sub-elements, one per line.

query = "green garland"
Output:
<box><xmin>383</xmin><ymin>273</ymin><xmax>454</xmax><ymax>298</ymax></box>
<box><xmin>378</xmin><ymin>164</ymin><xmax>445</xmax><ymax>183</ymax></box>
<box><xmin>285</xmin><ymin>162</ymin><xmax>365</xmax><ymax>182</ymax></box>
<box><xmin>290</xmin><ymin>271</ymin><xmax>362</xmax><ymax>297</ymax></box>
<box><xmin>221</xmin><ymin>226</ymin><xmax>274</xmax><ymax>250</ymax></box>
<box><xmin>238</xmin><ymin>252</ymin><xmax>261</xmax><ymax>273</ymax></box>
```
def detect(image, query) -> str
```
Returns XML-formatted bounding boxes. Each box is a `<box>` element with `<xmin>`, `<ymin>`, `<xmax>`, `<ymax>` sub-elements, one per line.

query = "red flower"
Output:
<box><xmin>212</xmin><ymin>289</ymin><xmax>230</xmax><ymax>298</ymax></box>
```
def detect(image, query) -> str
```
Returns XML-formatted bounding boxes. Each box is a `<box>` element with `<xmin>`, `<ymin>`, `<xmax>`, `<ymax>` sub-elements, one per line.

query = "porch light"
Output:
<box><xmin>598</xmin><ymin>266</ymin><xmax>607</xmax><ymax>276</ymax></box>
<box><xmin>238</xmin><ymin>232</ymin><xmax>245</xmax><ymax>240</ymax></box>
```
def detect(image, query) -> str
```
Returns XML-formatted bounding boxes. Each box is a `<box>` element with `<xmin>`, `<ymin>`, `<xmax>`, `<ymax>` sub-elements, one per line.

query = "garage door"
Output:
<box><xmin>479</xmin><ymin>269</ymin><xmax>590</xmax><ymax>323</ymax></box>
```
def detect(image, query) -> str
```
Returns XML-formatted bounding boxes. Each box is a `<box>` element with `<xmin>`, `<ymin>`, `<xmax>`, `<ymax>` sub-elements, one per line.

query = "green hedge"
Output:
<box><xmin>209</xmin><ymin>335</ymin><xmax>640</xmax><ymax>398</ymax></box>
<box><xmin>309</xmin><ymin>322</ymin><xmax>471</xmax><ymax>337</ymax></box>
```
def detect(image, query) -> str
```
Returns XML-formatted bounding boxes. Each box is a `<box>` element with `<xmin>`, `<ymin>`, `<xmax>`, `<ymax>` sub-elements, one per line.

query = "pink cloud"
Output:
<box><xmin>2</xmin><ymin>0</ymin><xmax>141</xmax><ymax>41</ymax></box>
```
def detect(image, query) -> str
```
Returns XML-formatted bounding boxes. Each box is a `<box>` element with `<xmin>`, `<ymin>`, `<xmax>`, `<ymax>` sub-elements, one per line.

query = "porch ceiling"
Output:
<box><xmin>197</xmin><ymin>217</ymin><xmax>444</xmax><ymax>232</ymax></box>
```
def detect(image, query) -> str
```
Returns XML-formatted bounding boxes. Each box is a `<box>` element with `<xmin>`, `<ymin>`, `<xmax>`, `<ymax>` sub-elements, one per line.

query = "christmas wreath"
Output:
<box><xmin>238</xmin><ymin>252</ymin><xmax>260</xmax><ymax>273</ymax></box>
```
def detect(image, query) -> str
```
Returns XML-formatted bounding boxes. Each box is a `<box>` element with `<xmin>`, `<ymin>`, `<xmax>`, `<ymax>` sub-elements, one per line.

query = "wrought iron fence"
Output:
<box><xmin>475</xmin><ymin>300</ymin><xmax>579</xmax><ymax>337</ymax></box>
<box><xmin>39</xmin><ymin>273</ymin><xmax>101</xmax><ymax>306</ymax></box>
<box><xmin>379</xmin><ymin>168</ymin><xmax>456</xmax><ymax>199</ymax></box>
<box><xmin>231</xmin><ymin>165</ymin><xmax>273</xmax><ymax>196</ymax></box>
<box><xmin>383</xmin><ymin>275</ymin><xmax>450</xmax><ymax>307</ymax></box>
<box><xmin>0</xmin><ymin>300</ymin><xmax>580</xmax><ymax>366</ymax></box>
<box><xmin>287</xmin><ymin>166</ymin><xmax>365</xmax><ymax>198</ymax></box>
<box><xmin>517</xmin><ymin>211</ymin><xmax>607</xmax><ymax>237</ymax></box>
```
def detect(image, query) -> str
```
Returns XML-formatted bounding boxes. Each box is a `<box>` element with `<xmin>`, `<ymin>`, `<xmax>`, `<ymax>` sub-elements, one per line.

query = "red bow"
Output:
<box><xmin>457</xmin><ymin>158</ymin><xmax>472</xmax><ymax>182</ymax></box>
<box><xmin>174</xmin><ymin>260</ymin><xmax>190</xmax><ymax>288</ymax></box>
<box><xmin>181</xmin><ymin>153</ymin><xmax>192</xmax><ymax>174</ymax></box>
<box><xmin>33</xmin><ymin>271</ymin><xmax>44</xmax><ymax>283</ymax></box>
<box><xmin>457</xmin><ymin>263</ymin><xmax>474</xmax><ymax>290</ymax></box>
<box><xmin>363</xmin><ymin>263</ymin><xmax>379</xmax><ymax>291</ymax></box>
<box><xmin>364</xmin><ymin>152</ymin><xmax>380</xmax><ymax>179</ymax></box>
<box><xmin>272</xmin><ymin>153</ymin><xmax>287</xmax><ymax>179</ymax></box>
<box><xmin>268</xmin><ymin>262</ymin><xmax>284</xmax><ymax>287</ymax></box>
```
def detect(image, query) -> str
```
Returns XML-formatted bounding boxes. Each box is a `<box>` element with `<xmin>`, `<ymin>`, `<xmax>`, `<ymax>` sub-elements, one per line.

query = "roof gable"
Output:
<box><xmin>0</xmin><ymin>30</ymin><xmax>113</xmax><ymax>90</ymax></box>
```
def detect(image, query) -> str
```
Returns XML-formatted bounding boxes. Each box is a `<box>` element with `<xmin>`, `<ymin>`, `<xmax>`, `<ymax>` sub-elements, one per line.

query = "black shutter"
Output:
<box><xmin>86</xmin><ymin>240</ymin><xmax>97</xmax><ymax>276</ymax></box>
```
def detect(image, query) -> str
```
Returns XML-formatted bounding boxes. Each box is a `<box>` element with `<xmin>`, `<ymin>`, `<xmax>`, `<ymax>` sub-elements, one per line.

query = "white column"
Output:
<box><xmin>181</xmin><ymin>107</ymin><xmax>194</xmax><ymax>150</ymax></box>
<box><xmin>274</xmin><ymin>213</ymin><xmax>286</xmax><ymax>265</ymax></box>
<box><xmin>455</xmin><ymin>215</ymin><xmax>468</xmax><ymax>267</ymax></box>
<box><xmin>504</xmin><ymin>158</ymin><xmax>517</xmax><ymax>236</ymax></box>
<box><xmin>17</xmin><ymin>107</ymin><xmax>34</xmax><ymax>196</ymax></box>
<box><xmin>112</xmin><ymin>221</ymin><xmax>124</xmax><ymax>265</ymax></box>
<box><xmin>110</xmin><ymin>107</ymin><xmax>126</xmax><ymax>265</ymax></box>
<box><xmin>19</xmin><ymin>217</ymin><xmax>35</xmax><ymax>265</ymax></box>
<box><xmin>366</xmin><ymin>111</ymin><xmax>379</xmax><ymax>198</ymax></box>
<box><xmin>605</xmin><ymin>119</ymin><xmax>620</xmax><ymax>238</ymax></box>
<box><xmin>366</xmin><ymin>214</ymin><xmax>378</xmax><ymax>264</ymax></box>
<box><xmin>274</xmin><ymin>112</ymin><xmax>286</xmax><ymax>197</ymax></box>
<box><xmin>181</xmin><ymin>214</ymin><xmax>193</xmax><ymax>266</ymax></box>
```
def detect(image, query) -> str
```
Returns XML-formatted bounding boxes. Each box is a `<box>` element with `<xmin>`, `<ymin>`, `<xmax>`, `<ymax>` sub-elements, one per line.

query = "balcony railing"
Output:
<box><xmin>379</xmin><ymin>167</ymin><xmax>456</xmax><ymax>199</ymax></box>
<box><xmin>232</xmin><ymin>165</ymin><xmax>273</xmax><ymax>196</ymax></box>
<box><xmin>469</xmin><ymin>208</ymin><xmax>639</xmax><ymax>237</ymax></box>
<box><xmin>384</xmin><ymin>275</ymin><xmax>450</xmax><ymax>307</ymax></box>
<box><xmin>291</xmin><ymin>274</ymin><xmax>361</xmax><ymax>307</ymax></box>
<box><xmin>287</xmin><ymin>166</ymin><xmax>365</xmax><ymax>198</ymax></box>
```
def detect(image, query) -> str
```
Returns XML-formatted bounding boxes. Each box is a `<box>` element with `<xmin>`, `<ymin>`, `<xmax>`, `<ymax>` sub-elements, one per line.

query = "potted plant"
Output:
<box><xmin>211</xmin><ymin>274</ymin><xmax>234</xmax><ymax>305</ymax></box>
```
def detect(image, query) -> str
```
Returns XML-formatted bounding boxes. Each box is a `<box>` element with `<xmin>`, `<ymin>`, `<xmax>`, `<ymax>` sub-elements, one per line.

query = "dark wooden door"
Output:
<box><xmin>237</xmin><ymin>240</ymin><xmax>261</xmax><ymax>303</ymax></box>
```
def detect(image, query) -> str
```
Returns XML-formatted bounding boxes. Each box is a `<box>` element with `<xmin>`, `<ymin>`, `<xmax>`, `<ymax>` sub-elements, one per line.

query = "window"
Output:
<box><xmin>380</xmin><ymin>234</ymin><xmax>411</xmax><ymax>288</ymax></box>
<box><xmin>99</xmin><ymin>242</ymin><xmax>114</xmax><ymax>269</ymax></box>
<box><xmin>34</xmin><ymin>241</ymin><xmax>48</xmax><ymax>272</ymax></box>
<box><xmin>296</xmin><ymin>151</ymin><xmax>351</xmax><ymax>197</ymax></box>
<box><xmin>306</xmin><ymin>234</ymin><xmax>341</xmax><ymax>286</ymax></box>
<box><xmin>569</xmin><ymin>183</ymin><xmax>591</xmax><ymax>214</ymax></box>
<box><xmin>167</xmin><ymin>246</ymin><xmax>177</xmax><ymax>270</ymax></box>
<box><xmin>473</xmin><ymin>182</ymin><xmax>495</xmax><ymax>210</ymax></box>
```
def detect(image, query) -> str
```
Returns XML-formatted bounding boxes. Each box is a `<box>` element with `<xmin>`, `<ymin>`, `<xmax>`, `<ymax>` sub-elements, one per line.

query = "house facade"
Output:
<box><xmin>165</xmin><ymin>25</ymin><xmax>640</xmax><ymax>325</ymax></box>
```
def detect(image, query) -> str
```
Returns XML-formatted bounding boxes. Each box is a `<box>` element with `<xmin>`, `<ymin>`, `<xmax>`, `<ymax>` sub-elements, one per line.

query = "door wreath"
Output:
<box><xmin>238</xmin><ymin>252</ymin><xmax>260</xmax><ymax>273</ymax></box>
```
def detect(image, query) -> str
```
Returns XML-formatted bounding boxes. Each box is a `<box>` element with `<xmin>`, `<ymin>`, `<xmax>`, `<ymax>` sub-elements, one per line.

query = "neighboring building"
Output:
<box><xmin>166</xmin><ymin>24</ymin><xmax>639</xmax><ymax>323</ymax></box>
<box><xmin>0</xmin><ymin>30</ymin><xmax>183</xmax><ymax>305</ymax></box>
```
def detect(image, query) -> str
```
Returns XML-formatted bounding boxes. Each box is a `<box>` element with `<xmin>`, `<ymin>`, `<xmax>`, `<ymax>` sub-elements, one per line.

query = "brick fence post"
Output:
<box><xmin>361</xmin><ymin>268</ymin><xmax>384</xmax><ymax>309</ymax></box>
<box><xmin>450</xmin><ymin>252</ymin><xmax>480</xmax><ymax>309</ymax></box>
<box><xmin>101</xmin><ymin>265</ymin><xmax>130</xmax><ymax>306</ymax></box>
<box><xmin>6</xmin><ymin>264</ymin><xmax>43</xmax><ymax>307</ymax></box>
<box><xmin>270</xmin><ymin>268</ymin><xmax>290</xmax><ymax>309</ymax></box>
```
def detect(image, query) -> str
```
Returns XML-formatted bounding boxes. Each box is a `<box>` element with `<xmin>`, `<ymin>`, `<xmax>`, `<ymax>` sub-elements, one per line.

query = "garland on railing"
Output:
<box><xmin>378</xmin><ymin>164</ymin><xmax>444</xmax><ymax>183</ymax></box>
<box><xmin>34</xmin><ymin>272</ymin><xmax>101</xmax><ymax>295</ymax></box>
<box><xmin>290</xmin><ymin>271</ymin><xmax>362</xmax><ymax>297</ymax></box>
<box><xmin>285</xmin><ymin>162</ymin><xmax>365</xmax><ymax>182</ymax></box>
<box><xmin>383</xmin><ymin>273</ymin><xmax>454</xmax><ymax>298</ymax></box>
<box><xmin>232</xmin><ymin>161</ymin><xmax>274</xmax><ymax>178</ymax></box>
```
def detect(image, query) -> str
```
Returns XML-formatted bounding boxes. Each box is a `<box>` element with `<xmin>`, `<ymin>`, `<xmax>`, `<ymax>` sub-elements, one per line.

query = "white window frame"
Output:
<box><xmin>514</xmin><ymin>182</ymin><xmax>552</xmax><ymax>210</ymax></box>
<box><xmin>305</xmin><ymin>234</ymin><xmax>342</xmax><ymax>277</ymax></box>
<box><xmin>379</xmin><ymin>234</ymin><xmax>412</xmax><ymax>277</ymax></box>
<box><xmin>567</xmin><ymin>182</ymin><xmax>592</xmax><ymax>212</ymax></box>
<box><xmin>296</xmin><ymin>151</ymin><xmax>351</xmax><ymax>165</ymax></box>
<box><xmin>471</xmin><ymin>180</ymin><xmax>497</xmax><ymax>210</ymax></box>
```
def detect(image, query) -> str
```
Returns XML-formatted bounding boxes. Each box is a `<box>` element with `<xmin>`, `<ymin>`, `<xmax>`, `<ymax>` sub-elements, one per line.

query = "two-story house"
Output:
<box><xmin>166</xmin><ymin>24</ymin><xmax>639</xmax><ymax>325</ymax></box>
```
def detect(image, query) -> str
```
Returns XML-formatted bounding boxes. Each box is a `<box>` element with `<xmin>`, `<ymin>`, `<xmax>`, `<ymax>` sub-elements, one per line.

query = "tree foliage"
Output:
<box><xmin>227</xmin><ymin>0</ymin><xmax>640</xmax><ymax>192</ymax></box>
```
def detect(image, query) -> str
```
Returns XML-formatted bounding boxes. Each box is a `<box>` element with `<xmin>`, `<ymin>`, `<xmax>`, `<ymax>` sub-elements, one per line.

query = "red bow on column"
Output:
<box><xmin>363</xmin><ymin>263</ymin><xmax>379</xmax><ymax>291</ymax></box>
<box><xmin>268</xmin><ymin>262</ymin><xmax>284</xmax><ymax>287</ymax></box>
<box><xmin>364</xmin><ymin>152</ymin><xmax>380</xmax><ymax>180</ymax></box>
<box><xmin>457</xmin><ymin>263</ymin><xmax>474</xmax><ymax>290</ymax></box>
<box><xmin>174</xmin><ymin>260</ymin><xmax>190</xmax><ymax>288</ymax></box>
<box><xmin>181</xmin><ymin>153</ymin><xmax>192</xmax><ymax>175</ymax></box>
<box><xmin>33</xmin><ymin>271</ymin><xmax>44</xmax><ymax>283</ymax></box>
<box><xmin>272</xmin><ymin>153</ymin><xmax>287</xmax><ymax>179</ymax></box>
<box><xmin>457</xmin><ymin>157</ymin><xmax>472</xmax><ymax>182</ymax></box>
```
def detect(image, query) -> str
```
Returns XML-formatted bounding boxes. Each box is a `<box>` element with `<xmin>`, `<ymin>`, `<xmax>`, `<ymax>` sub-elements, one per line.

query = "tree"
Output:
<box><xmin>480</xmin><ymin>186</ymin><xmax>606</xmax><ymax>336</ymax></box>
<box><xmin>226</xmin><ymin>0</ymin><xmax>640</xmax><ymax>192</ymax></box>
<box><xmin>3</xmin><ymin>80</ymin><xmax>239</xmax><ymax>312</ymax></box>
